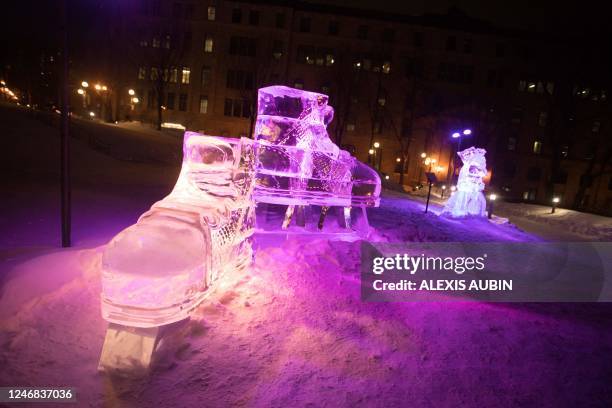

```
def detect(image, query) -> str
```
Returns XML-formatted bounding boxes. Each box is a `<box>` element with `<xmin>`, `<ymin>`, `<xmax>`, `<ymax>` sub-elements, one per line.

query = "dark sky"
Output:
<box><xmin>311</xmin><ymin>0</ymin><xmax>609</xmax><ymax>35</ymax></box>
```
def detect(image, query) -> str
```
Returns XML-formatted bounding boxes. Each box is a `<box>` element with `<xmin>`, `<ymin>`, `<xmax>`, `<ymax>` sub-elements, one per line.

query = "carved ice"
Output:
<box><xmin>101</xmin><ymin>133</ymin><xmax>255</xmax><ymax>328</ymax></box>
<box><xmin>253</xmin><ymin>85</ymin><xmax>380</xmax><ymax>228</ymax></box>
<box><xmin>442</xmin><ymin>146</ymin><xmax>488</xmax><ymax>218</ymax></box>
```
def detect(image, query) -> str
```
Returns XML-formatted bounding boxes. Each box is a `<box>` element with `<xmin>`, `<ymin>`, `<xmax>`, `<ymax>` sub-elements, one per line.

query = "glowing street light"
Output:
<box><xmin>488</xmin><ymin>193</ymin><xmax>497</xmax><ymax>219</ymax></box>
<box><xmin>128</xmin><ymin>89</ymin><xmax>135</xmax><ymax>96</ymax></box>
<box><xmin>81</xmin><ymin>81</ymin><xmax>89</xmax><ymax>88</ymax></box>
<box><xmin>89</xmin><ymin>111</ymin><xmax>95</xmax><ymax>117</ymax></box>
<box><xmin>396</xmin><ymin>157</ymin><xmax>401</xmax><ymax>162</ymax></box>
<box><xmin>463</xmin><ymin>129</ymin><xmax>472</xmax><ymax>135</ymax></box>
<box><xmin>101</xmin><ymin>85</ymin><xmax>108</xmax><ymax>91</ymax></box>
<box><xmin>77</xmin><ymin>88</ymin><xmax>84</xmax><ymax>95</ymax></box>
<box><xmin>385</xmin><ymin>175</ymin><xmax>390</xmax><ymax>180</ymax></box>
<box><xmin>452</xmin><ymin>132</ymin><xmax>461</xmax><ymax>138</ymax></box>
<box><xmin>420</xmin><ymin>152</ymin><xmax>427</xmax><ymax>158</ymax></box>
<box><xmin>373</xmin><ymin>142</ymin><xmax>380</xmax><ymax>149</ymax></box>
<box><xmin>94</xmin><ymin>84</ymin><xmax>102</xmax><ymax>91</ymax></box>
<box><xmin>368</xmin><ymin>149</ymin><xmax>374</xmax><ymax>155</ymax></box>
<box><xmin>551</xmin><ymin>196</ymin><xmax>560</xmax><ymax>213</ymax></box>
<box><xmin>131</xmin><ymin>97</ymin><xmax>140</xmax><ymax>104</ymax></box>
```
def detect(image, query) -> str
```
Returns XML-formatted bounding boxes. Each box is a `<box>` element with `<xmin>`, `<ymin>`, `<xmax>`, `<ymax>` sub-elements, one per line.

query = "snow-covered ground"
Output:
<box><xmin>1</xmin><ymin>105</ymin><xmax>611</xmax><ymax>407</ymax></box>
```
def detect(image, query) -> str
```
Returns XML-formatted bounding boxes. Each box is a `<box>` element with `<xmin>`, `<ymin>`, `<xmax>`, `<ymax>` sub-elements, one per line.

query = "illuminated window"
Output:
<box><xmin>377</xmin><ymin>97</ymin><xmax>386</xmax><ymax>106</ymax></box>
<box><xmin>204</xmin><ymin>35</ymin><xmax>213</xmax><ymax>53</ymax></box>
<box><xmin>150</xmin><ymin>67</ymin><xmax>159</xmax><ymax>80</ymax></box>
<box><xmin>382</xmin><ymin>61</ymin><xmax>391</xmax><ymax>74</ymax></box>
<box><xmin>207</xmin><ymin>6</ymin><xmax>216</xmax><ymax>21</ymax></box>
<box><xmin>527</xmin><ymin>82</ymin><xmax>536</xmax><ymax>92</ymax></box>
<box><xmin>181</xmin><ymin>67</ymin><xmax>190</xmax><ymax>84</ymax></box>
<box><xmin>163</xmin><ymin>35</ymin><xmax>171</xmax><ymax>49</ymax></box>
<box><xmin>533</xmin><ymin>141</ymin><xmax>542</xmax><ymax>154</ymax></box>
<box><xmin>169</xmin><ymin>67</ymin><xmax>178</xmax><ymax>83</ymax></box>
<box><xmin>138</xmin><ymin>67</ymin><xmax>146</xmax><ymax>80</ymax></box>
<box><xmin>325</xmin><ymin>54</ymin><xmax>335</xmax><ymax>66</ymax></box>
<box><xmin>199</xmin><ymin>96</ymin><xmax>208</xmax><ymax>114</ymax></box>
<box><xmin>346</xmin><ymin>123</ymin><xmax>355</xmax><ymax>132</ymax></box>
<box><xmin>152</xmin><ymin>37</ymin><xmax>160</xmax><ymax>48</ymax></box>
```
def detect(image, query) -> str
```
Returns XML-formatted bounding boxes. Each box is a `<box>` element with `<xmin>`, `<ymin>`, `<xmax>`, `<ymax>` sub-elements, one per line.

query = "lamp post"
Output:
<box><xmin>449</xmin><ymin>128</ymin><xmax>472</xmax><ymax>184</ymax></box>
<box><xmin>488</xmin><ymin>193</ymin><xmax>497</xmax><ymax>219</ymax></box>
<box><xmin>441</xmin><ymin>184</ymin><xmax>446</xmax><ymax>199</ymax></box>
<box><xmin>551</xmin><ymin>197</ymin><xmax>560</xmax><ymax>214</ymax></box>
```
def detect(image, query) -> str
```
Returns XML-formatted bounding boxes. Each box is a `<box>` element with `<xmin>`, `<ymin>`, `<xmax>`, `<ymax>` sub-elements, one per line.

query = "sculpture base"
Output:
<box><xmin>98</xmin><ymin>323</ymin><xmax>160</xmax><ymax>375</ymax></box>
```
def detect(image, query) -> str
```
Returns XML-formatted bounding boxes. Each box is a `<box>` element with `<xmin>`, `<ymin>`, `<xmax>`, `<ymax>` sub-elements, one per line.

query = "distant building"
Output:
<box><xmin>107</xmin><ymin>0</ymin><xmax>611</xmax><ymax>215</ymax></box>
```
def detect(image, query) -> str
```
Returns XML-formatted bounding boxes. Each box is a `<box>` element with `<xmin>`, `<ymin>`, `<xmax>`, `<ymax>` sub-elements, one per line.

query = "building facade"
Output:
<box><xmin>109</xmin><ymin>0</ymin><xmax>612</xmax><ymax>215</ymax></box>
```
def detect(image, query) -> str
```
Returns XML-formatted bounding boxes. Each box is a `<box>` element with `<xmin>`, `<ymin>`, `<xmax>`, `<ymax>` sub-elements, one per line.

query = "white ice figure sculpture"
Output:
<box><xmin>442</xmin><ymin>146</ymin><xmax>488</xmax><ymax>218</ymax></box>
<box><xmin>101</xmin><ymin>133</ymin><xmax>255</xmax><ymax>328</ymax></box>
<box><xmin>253</xmin><ymin>85</ymin><xmax>380</xmax><ymax>229</ymax></box>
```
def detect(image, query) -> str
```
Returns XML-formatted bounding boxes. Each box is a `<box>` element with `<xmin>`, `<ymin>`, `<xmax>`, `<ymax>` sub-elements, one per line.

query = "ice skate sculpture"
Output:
<box><xmin>101</xmin><ymin>133</ymin><xmax>255</xmax><ymax>329</ymax></box>
<box><xmin>253</xmin><ymin>85</ymin><xmax>380</xmax><ymax>230</ymax></box>
<box><xmin>442</xmin><ymin>146</ymin><xmax>488</xmax><ymax>217</ymax></box>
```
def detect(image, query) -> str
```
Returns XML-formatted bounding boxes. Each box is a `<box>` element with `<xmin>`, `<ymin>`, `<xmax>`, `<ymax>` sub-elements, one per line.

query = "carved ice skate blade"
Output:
<box><xmin>98</xmin><ymin>323</ymin><xmax>160</xmax><ymax>375</ymax></box>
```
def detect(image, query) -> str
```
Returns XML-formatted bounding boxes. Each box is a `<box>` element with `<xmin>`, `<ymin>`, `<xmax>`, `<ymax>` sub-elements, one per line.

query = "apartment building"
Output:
<box><xmin>109</xmin><ymin>0</ymin><xmax>612</xmax><ymax>215</ymax></box>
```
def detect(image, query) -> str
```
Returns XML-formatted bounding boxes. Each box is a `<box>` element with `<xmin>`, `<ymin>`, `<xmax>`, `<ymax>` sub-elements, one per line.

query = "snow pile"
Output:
<box><xmin>496</xmin><ymin>202</ymin><xmax>612</xmax><ymax>240</ymax></box>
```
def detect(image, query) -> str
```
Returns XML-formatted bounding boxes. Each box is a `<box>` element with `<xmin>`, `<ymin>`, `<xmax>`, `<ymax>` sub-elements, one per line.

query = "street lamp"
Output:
<box><xmin>420</xmin><ymin>152</ymin><xmax>427</xmax><ymax>158</ymax></box>
<box><xmin>368</xmin><ymin>148</ymin><xmax>374</xmax><ymax>155</ymax></box>
<box><xmin>89</xmin><ymin>111</ymin><xmax>95</xmax><ymax>117</ymax></box>
<box><xmin>488</xmin><ymin>194</ymin><xmax>497</xmax><ymax>219</ymax></box>
<box><xmin>396</xmin><ymin>157</ymin><xmax>401</xmax><ymax>162</ymax></box>
<box><xmin>81</xmin><ymin>81</ymin><xmax>89</xmax><ymax>88</ymax></box>
<box><xmin>551</xmin><ymin>197</ymin><xmax>560</xmax><ymax>213</ymax></box>
<box><xmin>131</xmin><ymin>97</ymin><xmax>139</xmax><ymax>104</ymax></box>
<box><xmin>128</xmin><ymin>89</ymin><xmax>135</xmax><ymax>96</ymax></box>
<box><xmin>441</xmin><ymin>184</ymin><xmax>446</xmax><ymax>198</ymax></box>
<box><xmin>373</xmin><ymin>142</ymin><xmax>380</xmax><ymax>148</ymax></box>
<box><xmin>94</xmin><ymin>84</ymin><xmax>102</xmax><ymax>91</ymax></box>
<box><xmin>77</xmin><ymin>88</ymin><xmax>84</xmax><ymax>95</ymax></box>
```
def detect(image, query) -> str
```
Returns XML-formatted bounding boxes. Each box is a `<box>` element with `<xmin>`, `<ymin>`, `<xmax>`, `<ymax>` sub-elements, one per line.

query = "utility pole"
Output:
<box><xmin>60</xmin><ymin>0</ymin><xmax>71</xmax><ymax>247</ymax></box>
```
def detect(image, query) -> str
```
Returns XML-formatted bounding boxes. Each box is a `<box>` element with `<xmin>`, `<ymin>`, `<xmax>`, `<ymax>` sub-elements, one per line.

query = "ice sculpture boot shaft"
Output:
<box><xmin>101</xmin><ymin>133</ymin><xmax>255</xmax><ymax>328</ymax></box>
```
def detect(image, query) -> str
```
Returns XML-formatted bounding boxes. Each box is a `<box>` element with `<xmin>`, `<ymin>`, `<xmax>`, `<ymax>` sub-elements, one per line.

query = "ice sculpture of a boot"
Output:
<box><xmin>99</xmin><ymin>133</ymin><xmax>255</xmax><ymax>373</ymax></box>
<box><xmin>441</xmin><ymin>146</ymin><xmax>488</xmax><ymax>218</ymax></box>
<box><xmin>253</xmin><ymin>85</ymin><xmax>380</xmax><ymax>232</ymax></box>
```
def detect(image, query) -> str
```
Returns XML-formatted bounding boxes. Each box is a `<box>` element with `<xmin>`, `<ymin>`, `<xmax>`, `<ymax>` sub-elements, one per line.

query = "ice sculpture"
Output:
<box><xmin>101</xmin><ymin>133</ymin><xmax>255</xmax><ymax>328</ymax></box>
<box><xmin>253</xmin><ymin>85</ymin><xmax>380</xmax><ymax>229</ymax></box>
<box><xmin>442</xmin><ymin>146</ymin><xmax>488</xmax><ymax>217</ymax></box>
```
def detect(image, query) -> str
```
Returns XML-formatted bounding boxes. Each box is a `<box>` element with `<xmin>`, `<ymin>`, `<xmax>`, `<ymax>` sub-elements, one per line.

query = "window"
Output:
<box><xmin>226</xmin><ymin>69</ymin><xmax>254</xmax><ymax>90</ymax></box>
<box><xmin>377</xmin><ymin>97</ymin><xmax>386</xmax><ymax>106</ymax></box>
<box><xmin>138</xmin><ymin>67</ymin><xmax>146</xmax><ymax>80</ymax></box>
<box><xmin>275</xmin><ymin>13</ymin><xmax>285</xmax><ymax>28</ymax></box>
<box><xmin>533</xmin><ymin>140</ymin><xmax>542</xmax><ymax>154</ymax></box>
<box><xmin>328</xmin><ymin>21</ymin><xmax>339</xmax><ymax>35</ymax></box>
<box><xmin>183</xmin><ymin>31</ymin><xmax>192</xmax><ymax>51</ymax></box>
<box><xmin>561</xmin><ymin>144</ymin><xmax>569</xmax><ymax>158</ymax></box>
<box><xmin>249</xmin><ymin>10</ymin><xmax>259</xmax><ymax>25</ymax></box>
<box><xmin>357</xmin><ymin>25</ymin><xmax>368</xmax><ymax>40</ymax></box>
<box><xmin>507</xmin><ymin>136</ymin><xmax>517</xmax><ymax>151</ymax></box>
<box><xmin>404</xmin><ymin>57</ymin><xmax>423</xmax><ymax>78</ymax></box>
<box><xmin>272</xmin><ymin>40</ymin><xmax>283</xmax><ymax>59</ymax></box>
<box><xmin>538</xmin><ymin>112</ymin><xmax>548</xmax><ymax>127</ymax></box>
<box><xmin>382</xmin><ymin>28</ymin><xmax>395</xmax><ymax>42</ymax></box>
<box><xmin>181</xmin><ymin>67</ymin><xmax>190</xmax><ymax>84</ymax></box>
<box><xmin>163</xmin><ymin>34</ymin><xmax>171</xmax><ymax>49</ymax></box>
<box><xmin>232</xmin><ymin>8</ymin><xmax>242</xmax><ymax>23</ymax></box>
<box><xmin>553</xmin><ymin>171</ymin><xmax>568</xmax><ymax>184</ymax></box>
<box><xmin>150</xmin><ymin>67</ymin><xmax>159</xmax><ymax>80</ymax></box>
<box><xmin>152</xmin><ymin>37</ymin><xmax>160</xmax><ymax>48</ymax></box>
<box><xmin>592</xmin><ymin>121</ymin><xmax>601</xmax><ymax>132</ymax></box>
<box><xmin>201</xmin><ymin>66</ymin><xmax>211</xmax><ymax>87</ymax></box>
<box><xmin>199</xmin><ymin>96</ymin><xmax>208</xmax><ymax>113</ymax></box>
<box><xmin>223</xmin><ymin>98</ymin><xmax>246</xmax><ymax>117</ymax></box>
<box><xmin>446</xmin><ymin>36</ymin><xmax>456</xmax><ymax>51</ymax></box>
<box><xmin>346</xmin><ymin>123</ymin><xmax>355</xmax><ymax>132</ymax></box>
<box><xmin>299</xmin><ymin>17</ymin><xmax>311</xmax><ymax>33</ymax></box>
<box><xmin>373</xmin><ymin>121</ymin><xmax>382</xmax><ymax>134</ymax></box>
<box><xmin>463</xmin><ymin>38</ymin><xmax>473</xmax><ymax>53</ymax></box>
<box><xmin>169</xmin><ymin>67</ymin><xmax>178</xmax><ymax>83</ymax></box>
<box><xmin>437</xmin><ymin>63</ymin><xmax>473</xmax><ymax>84</ymax></box>
<box><xmin>207</xmin><ymin>6</ymin><xmax>215</xmax><ymax>21</ymax></box>
<box><xmin>414</xmin><ymin>32</ymin><xmax>423</xmax><ymax>47</ymax></box>
<box><xmin>166</xmin><ymin>92</ymin><xmax>175</xmax><ymax>109</ymax></box>
<box><xmin>527</xmin><ymin>167</ymin><xmax>541</xmax><ymax>181</ymax></box>
<box><xmin>523</xmin><ymin>189</ymin><xmax>537</xmax><ymax>201</ymax></box>
<box><xmin>294</xmin><ymin>80</ymin><xmax>304</xmax><ymax>89</ymax></box>
<box><xmin>229</xmin><ymin>36</ymin><xmax>256</xmax><ymax>57</ymax></box>
<box><xmin>204</xmin><ymin>35</ymin><xmax>213</xmax><ymax>53</ymax></box>
<box><xmin>178</xmin><ymin>93</ymin><xmax>187</xmax><ymax>111</ymax></box>
<box><xmin>325</xmin><ymin>54</ymin><xmax>335</xmax><ymax>66</ymax></box>
<box><xmin>382</xmin><ymin>61</ymin><xmax>391</xmax><ymax>74</ymax></box>
<box><xmin>503</xmin><ymin>162</ymin><xmax>516</xmax><ymax>177</ymax></box>
<box><xmin>486</xmin><ymin>70</ymin><xmax>503</xmax><ymax>88</ymax></box>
